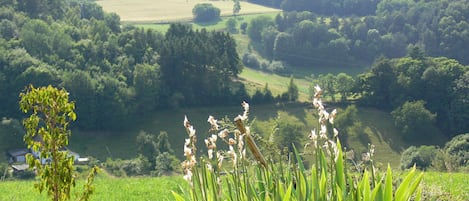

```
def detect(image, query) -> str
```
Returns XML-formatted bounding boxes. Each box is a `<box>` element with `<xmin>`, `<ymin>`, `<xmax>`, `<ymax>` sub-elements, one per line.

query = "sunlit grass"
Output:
<box><xmin>0</xmin><ymin>175</ymin><xmax>187</xmax><ymax>201</ymax></box>
<box><xmin>422</xmin><ymin>171</ymin><xmax>469</xmax><ymax>201</ymax></box>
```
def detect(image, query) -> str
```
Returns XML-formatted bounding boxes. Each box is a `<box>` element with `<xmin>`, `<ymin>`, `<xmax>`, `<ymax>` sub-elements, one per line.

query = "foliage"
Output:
<box><xmin>232</xmin><ymin>0</ymin><xmax>241</xmax><ymax>16</ymax></box>
<box><xmin>250</xmin><ymin>0</ymin><xmax>469</xmax><ymax>68</ymax></box>
<box><xmin>400</xmin><ymin>146</ymin><xmax>438</xmax><ymax>170</ymax></box>
<box><xmin>0</xmin><ymin>1</ymin><xmax>246</xmax><ymax>131</ymax></box>
<box><xmin>247</xmin><ymin>15</ymin><xmax>274</xmax><ymax>42</ymax></box>
<box><xmin>391</xmin><ymin>100</ymin><xmax>436</xmax><ymax>140</ymax></box>
<box><xmin>444</xmin><ymin>134</ymin><xmax>469</xmax><ymax>167</ymax></box>
<box><xmin>225</xmin><ymin>18</ymin><xmax>238</xmax><ymax>33</ymax></box>
<box><xmin>19</xmin><ymin>85</ymin><xmax>97</xmax><ymax>201</ymax></box>
<box><xmin>357</xmin><ymin>56</ymin><xmax>468</xmax><ymax>137</ymax></box>
<box><xmin>174</xmin><ymin>86</ymin><xmax>423</xmax><ymax>201</ymax></box>
<box><xmin>281</xmin><ymin>76</ymin><xmax>299</xmax><ymax>102</ymax></box>
<box><xmin>192</xmin><ymin>3</ymin><xmax>221</xmax><ymax>23</ymax></box>
<box><xmin>272</xmin><ymin>112</ymin><xmax>304</xmax><ymax>152</ymax></box>
<box><xmin>242</xmin><ymin>53</ymin><xmax>261</xmax><ymax>69</ymax></box>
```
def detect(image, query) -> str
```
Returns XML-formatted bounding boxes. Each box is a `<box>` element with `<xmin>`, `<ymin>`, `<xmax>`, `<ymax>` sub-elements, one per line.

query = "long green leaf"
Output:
<box><xmin>384</xmin><ymin>165</ymin><xmax>393</xmax><ymax>201</ymax></box>
<box><xmin>362</xmin><ymin>170</ymin><xmax>371</xmax><ymax>201</ymax></box>
<box><xmin>283</xmin><ymin>183</ymin><xmax>293</xmax><ymax>201</ymax></box>
<box><xmin>395</xmin><ymin>166</ymin><xmax>417</xmax><ymax>201</ymax></box>
<box><xmin>172</xmin><ymin>191</ymin><xmax>186</xmax><ymax>201</ymax></box>
<box><xmin>335</xmin><ymin>139</ymin><xmax>346</xmax><ymax>199</ymax></box>
<box><xmin>403</xmin><ymin>172</ymin><xmax>423</xmax><ymax>201</ymax></box>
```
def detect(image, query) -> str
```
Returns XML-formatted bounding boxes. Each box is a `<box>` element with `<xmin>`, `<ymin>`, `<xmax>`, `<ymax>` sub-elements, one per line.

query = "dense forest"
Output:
<box><xmin>0</xmin><ymin>0</ymin><xmax>247</xmax><ymax>130</ymax></box>
<box><xmin>248</xmin><ymin>0</ymin><xmax>469</xmax><ymax>67</ymax></box>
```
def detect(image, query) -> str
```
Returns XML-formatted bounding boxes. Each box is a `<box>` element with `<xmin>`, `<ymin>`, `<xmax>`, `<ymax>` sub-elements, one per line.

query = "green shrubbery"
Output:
<box><xmin>400</xmin><ymin>133</ymin><xmax>469</xmax><ymax>172</ymax></box>
<box><xmin>400</xmin><ymin>146</ymin><xmax>437</xmax><ymax>170</ymax></box>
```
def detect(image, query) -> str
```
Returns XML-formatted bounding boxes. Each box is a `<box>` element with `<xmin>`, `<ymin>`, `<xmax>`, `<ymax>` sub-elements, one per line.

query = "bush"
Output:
<box><xmin>192</xmin><ymin>3</ymin><xmax>220</xmax><ymax>23</ymax></box>
<box><xmin>444</xmin><ymin>133</ymin><xmax>469</xmax><ymax>167</ymax></box>
<box><xmin>240</xmin><ymin>22</ymin><xmax>247</xmax><ymax>34</ymax></box>
<box><xmin>267</xmin><ymin>60</ymin><xmax>291</xmax><ymax>75</ymax></box>
<box><xmin>225</xmin><ymin>18</ymin><xmax>237</xmax><ymax>33</ymax></box>
<box><xmin>400</xmin><ymin>145</ymin><xmax>438</xmax><ymax>170</ymax></box>
<box><xmin>242</xmin><ymin>53</ymin><xmax>260</xmax><ymax>69</ymax></box>
<box><xmin>104</xmin><ymin>156</ymin><xmax>151</xmax><ymax>177</ymax></box>
<box><xmin>154</xmin><ymin>152</ymin><xmax>180</xmax><ymax>176</ymax></box>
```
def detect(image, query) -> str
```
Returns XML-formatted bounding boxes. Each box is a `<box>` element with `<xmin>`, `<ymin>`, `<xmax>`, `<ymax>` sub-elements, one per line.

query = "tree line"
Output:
<box><xmin>246</xmin><ymin>0</ymin><xmax>469</xmax><ymax>68</ymax></box>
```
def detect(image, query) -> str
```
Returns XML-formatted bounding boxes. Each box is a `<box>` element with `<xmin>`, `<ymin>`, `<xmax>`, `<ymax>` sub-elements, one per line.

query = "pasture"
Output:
<box><xmin>96</xmin><ymin>0</ymin><xmax>280</xmax><ymax>23</ymax></box>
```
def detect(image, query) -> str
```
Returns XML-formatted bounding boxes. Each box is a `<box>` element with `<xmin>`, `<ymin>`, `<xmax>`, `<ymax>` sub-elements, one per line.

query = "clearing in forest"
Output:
<box><xmin>96</xmin><ymin>0</ymin><xmax>280</xmax><ymax>23</ymax></box>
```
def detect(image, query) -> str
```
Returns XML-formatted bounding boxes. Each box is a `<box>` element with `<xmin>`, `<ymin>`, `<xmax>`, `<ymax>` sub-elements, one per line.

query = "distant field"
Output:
<box><xmin>96</xmin><ymin>0</ymin><xmax>280</xmax><ymax>23</ymax></box>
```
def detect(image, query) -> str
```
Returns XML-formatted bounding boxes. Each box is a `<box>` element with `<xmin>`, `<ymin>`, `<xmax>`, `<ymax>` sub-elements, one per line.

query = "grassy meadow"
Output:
<box><xmin>1</xmin><ymin>171</ymin><xmax>468</xmax><ymax>200</ymax></box>
<box><xmin>64</xmin><ymin>103</ymin><xmax>419</xmax><ymax>169</ymax></box>
<box><xmin>0</xmin><ymin>175</ymin><xmax>187</xmax><ymax>201</ymax></box>
<box><xmin>96</xmin><ymin>0</ymin><xmax>279</xmax><ymax>23</ymax></box>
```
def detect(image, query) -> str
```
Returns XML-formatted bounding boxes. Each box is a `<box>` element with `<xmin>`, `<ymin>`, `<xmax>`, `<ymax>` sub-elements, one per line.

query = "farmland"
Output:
<box><xmin>96</xmin><ymin>0</ymin><xmax>280</xmax><ymax>23</ymax></box>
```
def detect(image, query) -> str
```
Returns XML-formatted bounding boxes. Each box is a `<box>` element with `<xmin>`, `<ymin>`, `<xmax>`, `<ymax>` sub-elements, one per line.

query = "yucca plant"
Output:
<box><xmin>173</xmin><ymin>85</ymin><xmax>423</xmax><ymax>201</ymax></box>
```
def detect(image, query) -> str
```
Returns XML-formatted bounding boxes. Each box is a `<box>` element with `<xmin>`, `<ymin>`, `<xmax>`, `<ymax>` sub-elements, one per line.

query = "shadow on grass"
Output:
<box><xmin>194</xmin><ymin>18</ymin><xmax>222</xmax><ymax>27</ymax></box>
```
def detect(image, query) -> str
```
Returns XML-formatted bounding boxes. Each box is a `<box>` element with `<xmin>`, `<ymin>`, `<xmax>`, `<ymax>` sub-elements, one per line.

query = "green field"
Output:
<box><xmin>0</xmin><ymin>175</ymin><xmax>187</xmax><ymax>201</ymax></box>
<box><xmin>422</xmin><ymin>171</ymin><xmax>469</xmax><ymax>201</ymax></box>
<box><xmin>1</xmin><ymin>171</ymin><xmax>468</xmax><ymax>200</ymax></box>
<box><xmin>97</xmin><ymin>0</ymin><xmax>279</xmax><ymax>23</ymax></box>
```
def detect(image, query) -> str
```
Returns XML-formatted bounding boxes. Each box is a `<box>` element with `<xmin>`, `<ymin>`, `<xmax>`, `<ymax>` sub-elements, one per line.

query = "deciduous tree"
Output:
<box><xmin>20</xmin><ymin>85</ymin><xmax>97</xmax><ymax>201</ymax></box>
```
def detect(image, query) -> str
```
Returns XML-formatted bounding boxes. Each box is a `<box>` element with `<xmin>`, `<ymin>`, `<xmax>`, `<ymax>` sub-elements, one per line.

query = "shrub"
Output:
<box><xmin>267</xmin><ymin>60</ymin><xmax>291</xmax><ymax>75</ymax></box>
<box><xmin>154</xmin><ymin>152</ymin><xmax>180</xmax><ymax>176</ymax></box>
<box><xmin>240</xmin><ymin>22</ymin><xmax>247</xmax><ymax>34</ymax></box>
<box><xmin>104</xmin><ymin>156</ymin><xmax>151</xmax><ymax>177</ymax></box>
<box><xmin>192</xmin><ymin>3</ymin><xmax>220</xmax><ymax>23</ymax></box>
<box><xmin>400</xmin><ymin>145</ymin><xmax>438</xmax><ymax>170</ymax></box>
<box><xmin>225</xmin><ymin>18</ymin><xmax>237</xmax><ymax>33</ymax></box>
<box><xmin>242</xmin><ymin>53</ymin><xmax>260</xmax><ymax>69</ymax></box>
<box><xmin>444</xmin><ymin>133</ymin><xmax>469</xmax><ymax>167</ymax></box>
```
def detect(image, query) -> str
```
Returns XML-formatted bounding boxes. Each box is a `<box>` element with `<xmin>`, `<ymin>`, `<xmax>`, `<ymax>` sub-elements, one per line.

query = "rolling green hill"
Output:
<box><xmin>64</xmin><ymin>102</ymin><xmax>444</xmax><ymax>169</ymax></box>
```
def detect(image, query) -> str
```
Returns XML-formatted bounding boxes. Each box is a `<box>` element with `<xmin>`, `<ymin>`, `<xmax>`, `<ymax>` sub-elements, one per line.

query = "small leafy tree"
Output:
<box><xmin>225</xmin><ymin>18</ymin><xmax>238</xmax><ymax>33</ymax></box>
<box><xmin>282</xmin><ymin>76</ymin><xmax>299</xmax><ymax>101</ymax></box>
<box><xmin>391</xmin><ymin>100</ymin><xmax>436</xmax><ymax>140</ymax></box>
<box><xmin>20</xmin><ymin>85</ymin><xmax>97</xmax><ymax>201</ymax></box>
<box><xmin>232</xmin><ymin>0</ymin><xmax>241</xmax><ymax>16</ymax></box>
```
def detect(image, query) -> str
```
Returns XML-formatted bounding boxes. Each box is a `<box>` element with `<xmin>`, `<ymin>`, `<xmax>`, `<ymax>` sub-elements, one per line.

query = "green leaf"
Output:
<box><xmin>172</xmin><ymin>191</ymin><xmax>186</xmax><ymax>201</ymax></box>
<box><xmin>335</xmin><ymin>139</ymin><xmax>346</xmax><ymax>198</ymax></box>
<box><xmin>384</xmin><ymin>164</ymin><xmax>393</xmax><ymax>201</ymax></box>
<box><xmin>282</xmin><ymin>183</ymin><xmax>293</xmax><ymax>201</ymax></box>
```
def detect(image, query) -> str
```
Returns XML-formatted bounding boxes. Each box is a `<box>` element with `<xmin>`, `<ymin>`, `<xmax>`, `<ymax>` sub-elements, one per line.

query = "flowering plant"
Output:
<box><xmin>174</xmin><ymin>85</ymin><xmax>423</xmax><ymax>201</ymax></box>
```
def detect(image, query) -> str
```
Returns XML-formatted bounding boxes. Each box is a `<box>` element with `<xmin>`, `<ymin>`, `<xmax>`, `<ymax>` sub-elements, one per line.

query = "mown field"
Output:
<box><xmin>96</xmin><ymin>0</ymin><xmax>280</xmax><ymax>23</ymax></box>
